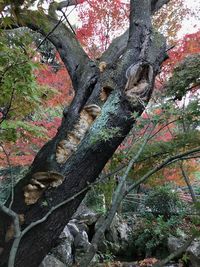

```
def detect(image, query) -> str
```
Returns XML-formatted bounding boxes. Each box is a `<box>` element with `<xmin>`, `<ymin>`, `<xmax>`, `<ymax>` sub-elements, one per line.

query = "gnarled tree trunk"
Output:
<box><xmin>0</xmin><ymin>0</ymin><xmax>169</xmax><ymax>266</ymax></box>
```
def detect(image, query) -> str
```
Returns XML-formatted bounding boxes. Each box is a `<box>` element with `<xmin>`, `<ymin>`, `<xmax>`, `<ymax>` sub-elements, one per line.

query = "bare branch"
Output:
<box><xmin>36</xmin><ymin>17</ymin><xmax>64</xmax><ymax>50</ymax></box>
<box><xmin>57</xmin><ymin>0</ymin><xmax>84</xmax><ymax>10</ymax></box>
<box><xmin>60</xmin><ymin>9</ymin><xmax>76</xmax><ymax>35</ymax></box>
<box><xmin>48</xmin><ymin>0</ymin><xmax>84</xmax><ymax>19</ymax></box>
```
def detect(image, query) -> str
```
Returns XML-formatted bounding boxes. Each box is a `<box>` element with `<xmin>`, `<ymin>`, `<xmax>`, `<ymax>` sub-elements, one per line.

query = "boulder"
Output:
<box><xmin>74</xmin><ymin>230</ymin><xmax>90</xmax><ymax>249</ymax></box>
<box><xmin>104</xmin><ymin>214</ymin><xmax>134</xmax><ymax>255</ymax></box>
<box><xmin>51</xmin><ymin>225</ymin><xmax>74</xmax><ymax>266</ymax></box>
<box><xmin>167</xmin><ymin>236</ymin><xmax>184</xmax><ymax>253</ymax></box>
<box><xmin>40</xmin><ymin>255</ymin><xmax>65</xmax><ymax>267</ymax></box>
<box><xmin>67</xmin><ymin>221</ymin><xmax>80</xmax><ymax>237</ymax></box>
<box><xmin>75</xmin><ymin>221</ymin><xmax>89</xmax><ymax>233</ymax></box>
<box><xmin>41</xmin><ymin>211</ymin><xmax>137</xmax><ymax>265</ymax></box>
<box><xmin>73</xmin><ymin>204</ymin><xmax>100</xmax><ymax>225</ymax></box>
<box><xmin>74</xmin><ymin>230</ymin><xmax>93</xmax><ymax>263</ymax></box>
<box><xmin>187</xmin><ymin>239</ymin><xmax>200</xmax><ymax>267</ymax></box>
<box><xmin>168</xmin><ymin>236</ymin><xmax>200</xmax><ymax>267</ymax></box>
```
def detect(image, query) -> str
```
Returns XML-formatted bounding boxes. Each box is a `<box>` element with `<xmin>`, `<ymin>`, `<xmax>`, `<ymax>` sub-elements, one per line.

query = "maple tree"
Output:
<box><xmin>160</xmin><ymin>30</ymin><xmax>200</xmax><ymax>81</ymax></box>
<box><xmin>76</xmin><ymin>0</ymin><xmax>129</xmax><ymax>56</ymax></box>
<box><xmin>0</xmin><ymin>0</ymin><xmax>199</xmax><ymax>267</ymax></box>
<box><xmin>152</xmin><ymin>0</ymin><xmax>188</xmax><ymax>43</ymax></box>
<box><xmin>154</xmin><ymin>30</ymin><xmax>200</xmax><ymax>185</ymax></box>
<box><xmin>0</xmin><ymin>47</ymin><xmax>72</xmax><ymax>166</ymax></box>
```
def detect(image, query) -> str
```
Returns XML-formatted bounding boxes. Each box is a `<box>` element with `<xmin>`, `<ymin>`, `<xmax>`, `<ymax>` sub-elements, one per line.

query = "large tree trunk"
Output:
<box><xmin>0</xmin><ymin>0</ymin><xmax>169</xmax><ymax>266</ymax></box>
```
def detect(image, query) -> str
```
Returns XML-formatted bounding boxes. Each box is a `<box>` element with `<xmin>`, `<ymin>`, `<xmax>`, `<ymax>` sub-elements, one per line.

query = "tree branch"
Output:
<box><xmin>0</xmin><ymin>204</ymin><xmax>20</xmax><ymax>267</ymax></box>
<box><xmin>126</xmin><ymin>147</ymin><xmax>200</xmax><ymax>195</ymax></box>
<box><xmin>1</xmin><ymin>9</ymin><xmax>91</xmax><ymax>88</ymax></box>
<box><xmin>151</xmin><ymin>0</ymin><xmax>170</xmax><ymax>14</ymax></box>
<box><xmin>60</xmin><ymin>9</ymin><xmax>76</xmax><ymax>35</ymax></box>
<box><xmin>129</xmin><ymin>0</ymin><xmax>151</xmax><ymax>43</ymax></box>
<box><xmin>48</xmin><ymin>0</ymin><xmax>83</xmax><ymax>19</ymax></box>
<box><xmin>57</xmin><ymin>0</ymin><xmax>84</xmax><ymax>10</ymax></box>
<box><xmin>102</xmin><ymin>0</ymin><xmax>170</xmax><ymax>65</ymax></box>
<box><xmin>100</xmin><ymin>30</ymin><xmax>129</xmax><ymax>64</ymax></box>
<box><xmin>35</xmin><ymin>17</ymin><xmax>64</xmax><ymax>51</ymax></box>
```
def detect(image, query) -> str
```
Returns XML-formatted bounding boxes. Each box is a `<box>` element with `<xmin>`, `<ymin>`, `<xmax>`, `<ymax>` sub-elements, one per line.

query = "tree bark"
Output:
<box><xmin>0</xmin><ymin>0</ymin><xmax>169</xmax><ymax>266</ymax></box>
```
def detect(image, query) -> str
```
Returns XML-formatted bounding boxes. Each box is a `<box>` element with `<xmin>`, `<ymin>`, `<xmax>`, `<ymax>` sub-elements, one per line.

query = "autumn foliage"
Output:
<box><xmin>0</xmin><ymin>57</ymin><xmax>73</xmax><ymax>166</ymax></box>
<box><xmin>162</xmin><ymin>30</ymin><xmax>200</xmax><ymax>78</ymax></box>
<box><xmin>76</xmin><ymin>0</ymin><xmax>129</xmax><ymax>57</ymax></box>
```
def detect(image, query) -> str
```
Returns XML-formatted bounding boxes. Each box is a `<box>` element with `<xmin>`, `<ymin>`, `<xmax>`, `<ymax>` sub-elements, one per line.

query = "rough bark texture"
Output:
<box><xmin>0</xmin><ymin>0</ymin><xmax>169</xmax><ymax>266</ymax></box>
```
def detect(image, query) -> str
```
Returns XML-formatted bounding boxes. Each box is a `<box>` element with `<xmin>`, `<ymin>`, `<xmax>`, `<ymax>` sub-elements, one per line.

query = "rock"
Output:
<box><xmin>103</xmin><ymin>214</ymin><xmax>133</xmax><ymax>255</ymax></box>
<box><xmin>46</xmin><ymin>208</ymin><xmax>98</xmax><ymax>266</ymax></box>
<box><xmin>167</xmin><ymin>236</ymin><xmax>184</xmax><ymax>253</ymax></box>
<box><xmin>168</xmin><ymin>236</ymin><xmax>200</xmax><ymax>267</ymax></box>
<box><xmin>60</xmin><ymin>225</ymin><xmax>74</xmax><ymax>242</ymax></box>
<box><xmin>67</xmin><ymin>222</ymin><xmax>80</xmax><ymax>237</ymax></box>
<box><xmin>187</xmin><ymin>239</ymin><xmax>200</xmax><ymax>267</ymax></box>
<box><xmin>52</xmin><ymin>226</ymin><xmax>74</xmax><ymax>266</ymax></box>
<box><xmin>75</xmin><ymin>222</ymin><xmax>89</xmax><ymax>233</ymax></box>
<box><xmin>74</xmin><ymin>230</ymin><xmax>90</xmax><ymax>249</ymax></box>
<box><xmin>73</xmin><ymin>204</ymin><xmax>99</xmax><ymax>225</ymax></box>
<box><xmin>118</xmin><ymin>220</ymin><xmax>129</xmax><ymax>241</ymax></box>
<box><xmin>74</xmin><ymin>230</ymin><xmax>93</xmax><ymax>263</ymax></box>
<box><xmin>94</xmin><ymin>214</ymin><xmax>136</xmax><ymax>256</ymax></box>
<box><xmin>40</xmin><ymin>255</ymin><xmax>65</xmax><ymax>267</ymax></box>
<box><xmin>42</xmin><ymin>212</ymin><xmax>137</xmax><ymax>265</ymax></box>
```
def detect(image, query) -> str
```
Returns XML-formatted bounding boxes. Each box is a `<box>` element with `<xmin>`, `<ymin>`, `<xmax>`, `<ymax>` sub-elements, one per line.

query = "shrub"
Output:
<box><xmin>144</xmin><ymin>184</ymin><xmax>184</xmax><ymax>220</ymax></box>
<box><xmin>134</xmin><ymin>214</ymin><xmax>180</xmax><ymax>257</ymax></box>
<box><xmin>132</xmin><ymin>184</ymin><xmax>185</xmax><ymax>257</ymax></box>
